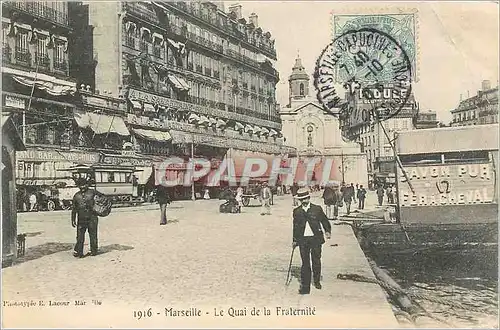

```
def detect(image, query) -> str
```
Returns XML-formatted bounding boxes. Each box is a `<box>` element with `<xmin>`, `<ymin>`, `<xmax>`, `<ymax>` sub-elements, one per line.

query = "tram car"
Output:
<box><xmin>66</xmin><ymin>163</ymin><xmax>143</xmax><ymax>205</ymax></box>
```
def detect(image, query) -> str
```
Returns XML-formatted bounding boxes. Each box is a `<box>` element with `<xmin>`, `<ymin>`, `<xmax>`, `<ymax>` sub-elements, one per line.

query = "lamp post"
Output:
<box><xmin>191</xmin><ymin>142</ymin><xmax>195</xmax><ymax>201</ymax></box>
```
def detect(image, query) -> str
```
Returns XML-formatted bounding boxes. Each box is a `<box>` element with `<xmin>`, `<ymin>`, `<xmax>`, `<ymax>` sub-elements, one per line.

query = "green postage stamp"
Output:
<box><xmin>332</xmin><ymin>12</ymin><xmax>418</xmax><ymax>82</ymax></box>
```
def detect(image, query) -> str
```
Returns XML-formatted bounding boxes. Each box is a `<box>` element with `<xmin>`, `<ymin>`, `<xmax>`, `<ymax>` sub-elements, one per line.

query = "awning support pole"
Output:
<box><xmin>191</xmin><ymin>141</ymin><xmax>195</xmax><ymax>201</ymax></box>
<box><xmin>25</xmin><ymin>62</ymin><xmax>40</xmax><ymax>144</ymax></box>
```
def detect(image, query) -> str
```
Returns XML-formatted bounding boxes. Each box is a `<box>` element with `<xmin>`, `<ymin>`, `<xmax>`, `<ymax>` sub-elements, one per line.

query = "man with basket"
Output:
<box><xmin>71</xmin><ymin>175</ymin><xmax>112</xmax><ymax>258</ymax></box>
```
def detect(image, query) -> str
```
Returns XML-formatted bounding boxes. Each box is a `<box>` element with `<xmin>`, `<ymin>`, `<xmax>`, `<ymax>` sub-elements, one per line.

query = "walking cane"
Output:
<box><xmin>285</xmin><ymin>245</ymin><xmax>297</xmax><ymax>286</ymax></box>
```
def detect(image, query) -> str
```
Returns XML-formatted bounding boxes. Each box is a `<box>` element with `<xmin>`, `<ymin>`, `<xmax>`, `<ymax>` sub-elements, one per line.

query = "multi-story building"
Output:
<box><xmin>1</xmin><ymin>1</ymin><xmax>83</xmax><ymax>204</ymax></box>
<box><xmin>451</xmin><ymin>80</ymin><xmax>498</xmax><ymax>127</ymax></box>
<box><xmin>340</xmin><ymin>87</ymin><xmax>419</xmax><ymax>187</ymax></box>
<box><xmin>69</xmin><ymin>1</ymin><xmax>288</xmax><ymax>199</ymax></box>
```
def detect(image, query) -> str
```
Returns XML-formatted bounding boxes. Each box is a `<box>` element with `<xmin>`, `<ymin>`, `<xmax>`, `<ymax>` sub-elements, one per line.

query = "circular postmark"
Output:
<box><xmin>314</xmin><ymin>28</ymin><xmax>413</xmax><ymax>124</ymax></box>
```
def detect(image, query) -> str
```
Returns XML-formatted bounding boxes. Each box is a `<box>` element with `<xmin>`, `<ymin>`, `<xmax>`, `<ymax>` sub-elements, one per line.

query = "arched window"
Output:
<box><xmin>307</xmin><ymin>125</ymin><xmax>313</xmax><ymax>147</ymax></box>
<box><xmin>299</xmin><ymin>83</ymin><xmax>305</xmax><ymax>96</ymax></box>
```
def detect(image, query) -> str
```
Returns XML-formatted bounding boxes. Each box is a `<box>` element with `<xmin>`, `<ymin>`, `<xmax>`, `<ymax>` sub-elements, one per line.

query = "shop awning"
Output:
<box><xmin>132</xmin><ymin>128</ymin><xmax>172</xmax><ymax>142</ymax></box>
<box><xmin>3</xmin><ymin>66</ymin><xmax>77</xmax><ymax>96</ymax></box>
<box><xmin>269</xmin><ymin>129</ymin><xmax>278</xmax><ymax>137</ymax></box>
<box><xmin>74</xmin><ymin>111</ymin><xmax>130</xmax><ymax>136</ymax></box>
<box><xmin>253</xmin><ymin>126</ymin><xmax>262</xmax><ymax>134</ymax></box>
<box><xmin>188</xmin><ymin>113</ymin><xmax>200</xmax><ymax>123</ymax></box>
<box><xmin>167</xmin><ymin>74</ymin><xmax>190</xmax><ymax>91</ymax></box>
<box><xmin>198</xmin><ymin>115</ymin><xmax>209</xmax><ymax>126</ymax></box>
<box><xmin>244</xmin><ymin>124</ymin><xmax>254</xmax><ymax>133</ymax></box>
<box><xmin>261</xmin><ymin>127</ymin><xmax>270</xmax><ymax>136</ymax></box>
<box><xmin>129</xmin><ymin>99</ymin><xmax>142</xmax><ymax>109</ymax></box>
<box><xmin>208</xmin><ymin>117</ymin><xmax>217</xmax><ymax>127</ymax></box>
<box><xmin>143</xmin><ymin>103</ymin><xmax>156</xmax><ymax>112</ymax></box>
<box><xmin>135</xmin><ymin>166</ymin><xmax>153</xmax><ymax>185</ymax></box>
<box><xmin>216</xmin><ymin>119</ymin><xmax>226</xmax><ymax>128</ymax></box>
<box><xmin>234</xmin><ymin>122</ymin><xmax>244</xmax><ymax>131</ymax></box>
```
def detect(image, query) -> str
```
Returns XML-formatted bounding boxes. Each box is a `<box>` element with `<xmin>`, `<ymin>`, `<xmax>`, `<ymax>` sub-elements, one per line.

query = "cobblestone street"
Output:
<box><xmin>2</xmin><ymin>192</ymin><xmax>397</xmax><ymax>328</ymax></box>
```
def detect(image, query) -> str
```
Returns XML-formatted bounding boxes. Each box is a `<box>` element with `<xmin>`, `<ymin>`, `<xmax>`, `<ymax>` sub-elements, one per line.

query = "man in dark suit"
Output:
<box><xmin>156</xmin><ymin>185</ymin><xmax>171</xmax><ymax>225</ymax></box>
<box><xmin>292</xmin><ymin>188</ymin><xmax>332</xmax><ymax>294</ymax></box>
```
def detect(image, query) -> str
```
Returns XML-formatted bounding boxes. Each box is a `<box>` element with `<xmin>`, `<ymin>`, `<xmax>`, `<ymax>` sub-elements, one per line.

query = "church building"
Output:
<box><xmin>280</xmin><ymin>56</ymin><xmax>368</xmax><ymax>187</ymax></box>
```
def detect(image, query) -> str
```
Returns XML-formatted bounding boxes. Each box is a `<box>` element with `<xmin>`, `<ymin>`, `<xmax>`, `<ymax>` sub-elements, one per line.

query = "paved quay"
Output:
<box><xmin>2</xmin><ymin>192</ymin><xmax>398</xmax><ymax>328</ymax></box>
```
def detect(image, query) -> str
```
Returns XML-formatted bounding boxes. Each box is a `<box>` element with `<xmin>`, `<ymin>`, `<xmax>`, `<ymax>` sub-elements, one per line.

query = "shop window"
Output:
<box><xmin>300</xmin><ymin>83</ymin><xmax>304</xmax><ymax>96</ymax></box>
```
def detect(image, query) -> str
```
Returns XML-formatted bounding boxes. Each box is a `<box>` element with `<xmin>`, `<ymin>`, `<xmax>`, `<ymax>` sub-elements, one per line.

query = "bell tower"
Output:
<box><xmin>288</xmin><ymin>53</ymin><xmax>309</xmax><ymax>106</ymax></box>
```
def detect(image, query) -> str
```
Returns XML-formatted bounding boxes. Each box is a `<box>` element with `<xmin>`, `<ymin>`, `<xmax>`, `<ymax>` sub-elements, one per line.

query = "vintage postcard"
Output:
<box><xmin>1</xmin><ymin>1</ymin><xmax>498</xmax><ymax>328</ymax></box>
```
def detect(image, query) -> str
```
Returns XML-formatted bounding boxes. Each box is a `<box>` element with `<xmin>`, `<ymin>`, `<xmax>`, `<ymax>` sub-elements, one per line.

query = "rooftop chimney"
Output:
<box><xmin>249</xmin><ymin>12</ymin><xmax>258</xmax><ymax>27</ymax></box>
<box><xmin>228</xmin><ymin>4</ymin><xmax>242</xmax><ymax>20</ymax></box>
<box><xmin>482</xmin><ymin>80</ymin><xmax>491</xmax><ymax>91</ymax></box>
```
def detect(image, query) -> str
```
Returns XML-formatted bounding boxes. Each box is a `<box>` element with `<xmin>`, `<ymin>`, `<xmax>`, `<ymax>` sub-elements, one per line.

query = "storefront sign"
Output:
<box><xmin>102</xmin><ymin>155</ymin><xmax>154</xmax><ymax>167</ymax></box>
<box><xmin>16</xmin><ymin>150</ymin><xmax>100</xmax><ymax>163</ymax></box>
<box><xmin>129</xmin><ymin>88</ymin><xmax>189</xmax><ymax>111</ymax></box>
<box><xmin>83</xmin><ymin>95</ymin><xmax>125</xmax><ymax>112</ymax></box>
<box><xmin>4</xmin><ymin>95</ymin><xmax>25</xmax><ymax>109</ymax></box>
<box><xmin>399</xmin><ymin>163</ymin><xmax>496</xmax><ymax>206</ymax></box>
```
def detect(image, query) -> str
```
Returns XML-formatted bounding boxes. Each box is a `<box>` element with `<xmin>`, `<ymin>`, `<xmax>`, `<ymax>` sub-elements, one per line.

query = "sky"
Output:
<box><xmin>235</xmin><ymin>1</ymin><xmax>499</xmax><ymax>124</ymax></box>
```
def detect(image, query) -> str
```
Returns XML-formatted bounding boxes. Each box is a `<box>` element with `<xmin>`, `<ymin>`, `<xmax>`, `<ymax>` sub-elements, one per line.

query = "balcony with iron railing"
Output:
<box><xmin>34</xmin><ymin>52</ymin><xmax>51</xmax><ymax>70</ymax></box>
<box><xmin>123</xmin><ymin>2</ymin><xmax>160</xmax><ymax>25</ymax></box>
<box><xmin>161</xmin><ymin>2</ymin><xmax>277</xmax><ymax>59</ymax></box>
<box><xmin>3</xmin><ymin>1</ymin><xmax>69</xmax><ymax>27</ymax></box>
<box><xmin>53</xmin><ymin>59</ymin><xmax>68</xmax><ymax>72</ymax></box>
<box><xmin>14</xmin><ymin>48</ymin><xmax>31</xmax><ymax>66</ymax></box>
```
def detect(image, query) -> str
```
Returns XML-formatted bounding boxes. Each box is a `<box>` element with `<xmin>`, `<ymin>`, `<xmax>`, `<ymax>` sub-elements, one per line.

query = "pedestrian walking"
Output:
<box><xmin>260</xmin><ymin>182</ymin><xmax>272</xmax><ymax>215</ymax></box>
<box><xmin>322</xmin><ymin>183</ymin><xmax>338</xmax><ymax>220</ymax></box>
<box><xmin>157</xmin><ymin>185</ymin><xmax>171</xmax><ymax>225</ymax></box>
<box><xmin>350</xmin><ymin>183</ymin><xmax>357</xmax><ymax>203</ymax></box>
<box><xmin>357</xmin><ymin>185</ymin><xmax>367</xmax><ymax>210</ymax></box>
<box><xmin>292</xmin><ymin>188</ymin><xmax>331</xmax><ymax>294</ymax></box>
<box><xmin>386</xmin><ymin>185</ymin><xmax>394</xmax><ymax>204</ymax></box>
<box><xmin>343</xmin><ymin>185</ymin><xmax>353</xmax><ymax>215</ymax></box>
<box><xmin>376</xmin><ymin>185</ymin><xmax>385</xmax><ymax>206</ymax></box>
<box><xmin>235</xmin><ymin>186</ymin><xmax>244</xmax><ymax>212</ymax></box>
<box><xmin>71</xmin><ymin>178</ymin><xmax>99</xmax><ymax>257</ymax></box>
<box><xmin>29</xmin><ymin>193</ymin><xmax>37</xmax><ymax>212</ymax></box>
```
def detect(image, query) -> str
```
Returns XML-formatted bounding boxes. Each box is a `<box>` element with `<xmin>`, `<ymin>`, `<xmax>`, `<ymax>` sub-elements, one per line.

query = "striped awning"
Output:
<box><xmin>74</xmin><ymin>111</ymin><xmax>130</xmax><ymax>136</ymax></box>
<box><xmin>167</xmin><ymin>74</ymin><xmax>190</xmax><ymax>91</ymax></box>
<box><xmin>244</xmin><ymin>124</ymin><xmax>254</xmax><ymax>133</ymax></box>
<box><xmin>253</xmin><ymin>126</ymin><xmax>262</xmax><ymax>134</ymax></box>
<box><xmin>269</xmin><ymin>129</ymin><xmax>278</xmax><ymax>137</ymax></box>
<box><xmin>261</xmin><ymin>127</ymin><xmax>270</xmax><ymax>136</ymax></box>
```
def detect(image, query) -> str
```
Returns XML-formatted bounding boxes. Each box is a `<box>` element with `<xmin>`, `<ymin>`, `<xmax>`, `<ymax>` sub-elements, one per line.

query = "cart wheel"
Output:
<box><xmin>47</xmin><ymin>200</ymin><xmax>56</xmax><ymax>211</ymax></box>
<box><xmin>242</xmin><ymin>197</ymin><xmax>250</xmax><ymax>206</ymax></box>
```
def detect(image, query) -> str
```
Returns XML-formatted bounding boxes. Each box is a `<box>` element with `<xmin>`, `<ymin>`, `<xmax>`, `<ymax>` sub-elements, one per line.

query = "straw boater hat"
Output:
<box><xmin>296</xmin><ymin>188</ymin><xmax>311</xmax><ymax>200</ymax></box>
